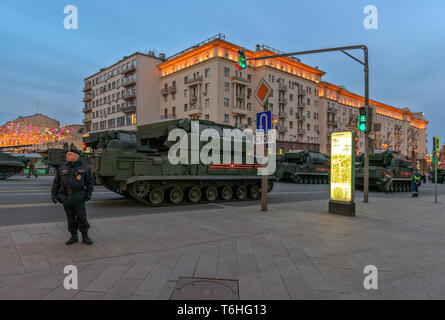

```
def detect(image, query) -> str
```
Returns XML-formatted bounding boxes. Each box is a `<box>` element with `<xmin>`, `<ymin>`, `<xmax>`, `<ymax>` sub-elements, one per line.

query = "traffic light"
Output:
<box><xmin>236</xmin><ymin>48</ymin><xmax>247</xmax><ymax>70</ymax></box>
<box><xmin>358</xmin><ymin>107</ymin><xmax>367</xmax><ymax>132</ymax></box>
<box><xmin>433</xmin><ymin>137</ymin><xmax>440</xmax><ymax>152</ymax></box>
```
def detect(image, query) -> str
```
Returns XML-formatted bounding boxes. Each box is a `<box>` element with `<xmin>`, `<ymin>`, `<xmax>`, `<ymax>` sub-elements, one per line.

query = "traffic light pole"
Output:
<box><xmin>435</xmin><ymin>153</ymin><xmax>438</xmax><ymax>204</ymax></box>
<box><xmin>247</xmin><ymin>45</ymin><xmax>371</xmax><ymax>202</ymax></box>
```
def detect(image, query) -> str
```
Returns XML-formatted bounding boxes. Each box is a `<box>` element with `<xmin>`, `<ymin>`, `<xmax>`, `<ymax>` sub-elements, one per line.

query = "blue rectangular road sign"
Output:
<box><xmin>256</xmin><ymin>111</ymin><xmax>272</xmax><ymax>132</ymax></box>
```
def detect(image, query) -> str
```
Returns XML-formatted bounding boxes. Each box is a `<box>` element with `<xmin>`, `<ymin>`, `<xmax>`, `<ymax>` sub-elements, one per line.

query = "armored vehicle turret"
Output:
<box><xmin>0</xmin><ymin>150</ymin><xmax>26</xmax><ymax>179</ymax></box>
<box><xmin>355</xmin><ymin>150</ymin><xmax>414</xmax><ymax>192</ymax></box>
<box><xmin>276</xmin><ymin>150</ymin><xmax>330</xmax><ymax>184</ymax></box>
<box><xmin>93</xmin><ymin>118</ymin><xmax>273</xmax><ymax>206</ymax></box>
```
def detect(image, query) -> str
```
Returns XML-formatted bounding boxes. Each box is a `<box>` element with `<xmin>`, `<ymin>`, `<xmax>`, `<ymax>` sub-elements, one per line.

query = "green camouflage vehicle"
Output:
<box><xmin>44</xmin><ymin>131</ymin><xmax>137</xmax><ymax>169</ymax></box>
<box><xmin>0</xmin><ymin>150</ymin><xmax>25</xmax><ymax>179</ymax></box>
<box><xmin>93</xmin><ymin>118</ymin><xmax>274</xmax><ymax>206</ymax></box>
<box><xmin>276</xmin><ymin>150</ymin><xmax>330</xmax><ymax>184</ymax></box>
<box><xmin>436</xmin><ymin>169</ymin><xmax>445</xmax><ymax>184</ymax></box>
<box><xmin>355</xmin><ymin>150</ymin><xmax>414</xmax><ymax>192</ymax></box>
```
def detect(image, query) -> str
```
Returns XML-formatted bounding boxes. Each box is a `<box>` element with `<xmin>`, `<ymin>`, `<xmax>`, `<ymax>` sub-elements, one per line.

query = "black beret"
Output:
<box><xmin>68</xmin><ymin>148</ymin><xmax>81</xmax><ymax>155</ymax></box>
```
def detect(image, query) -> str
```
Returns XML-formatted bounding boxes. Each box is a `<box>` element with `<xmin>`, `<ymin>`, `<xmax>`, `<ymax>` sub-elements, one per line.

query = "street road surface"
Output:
<box><xmin>0</xmin><ymin>175</ymin><xmax>443</xmax><ymax>227</ymax></box>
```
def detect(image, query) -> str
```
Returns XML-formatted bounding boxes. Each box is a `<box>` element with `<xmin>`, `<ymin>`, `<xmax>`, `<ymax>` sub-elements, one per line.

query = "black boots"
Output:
<box><xmin>82</xmin><ymin>232</ymin><xmax>93</xmax><ymax>245</ymax></box>
<box><xmin>66</xmin><ymin>232</ymin><xmax>92</xmax><ymax>245</ymax></box>
<box><xmin>66</xmin><ymin>232</ymin><xmax>78</xmax><ymax>245</ymax></box>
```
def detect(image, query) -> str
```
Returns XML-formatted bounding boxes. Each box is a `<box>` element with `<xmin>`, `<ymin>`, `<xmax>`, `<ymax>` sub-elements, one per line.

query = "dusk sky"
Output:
<box><xmin>0</xmin><ymin>0</ymin><xmax>444</xmax><ymax>152</ymax></box>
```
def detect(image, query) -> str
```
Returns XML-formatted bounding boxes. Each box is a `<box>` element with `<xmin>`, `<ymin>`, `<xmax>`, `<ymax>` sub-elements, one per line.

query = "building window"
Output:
<box><xmin>224</xmin><ymin>114</ymin><xmax>229</xmax><ymax>123</ymax></box>
<box><xmin>184</xmin><ymin>104</ymin><xmax>188</xmax><ymax>111</ymax></box>
<box><xmin>307</xmin><ymin>98</ymin><xmax>310</xmax><ymax>105</ymax></box>
<box><xmin>224</xmin><ymin>83</ymin><xmax>229</xmax><ymax>91</ymax></box>
<box><xmin>247</xmin><ymin>74</ymin><xmax>252</xmax><ymax>82</ymax></box>
<box><xmin>93</xmin><ymin>123</ymin><xmax>98</xmax><ymax>131</ymax></box>
<box><xmin>184</xmin><ymin>89</ymin><xmax>188</xmax><ymax>97</ymax></box>
<box><xmin>224</xmin><ymin>67</ymin><xmax>229</xmax><ymax>77</ymax></box>
<box><xmin>224</xmin><ymin>98</ymin><xmax>229</xmax><ymax>107</ymax></box>
<box><xmin>247</xmin><ymin>88</ymin><xmax>252</xmax><ymax>98</ymax></box>
<box><xmin>108</xmin><ymin>119</ymin><xmax>115</xmax><ymax>129</ymax></box>
<box><xmin>307</xmin><ymin>124</ymin><xmax>310</xmax><ymax>131</ymax></box>
<box><xmin>289</xmin><ymin>107</ymin><xmax>293</xmax><ymax>115</ymax></box>
<box><xmin>205</xmin><ymin>83</ymin><xmax>210</xmax><ymax>93</ymax></box>
<box><xmin>247</xmin><ymin>103</ymin><xmax>252</xmax><ymax>111</ymax></box>
<box><xmin>100</xmin><ymin>121</ymin><xmax>106</xmax><ymax>130</ymax></box>
<box><xmin>205</xmin><ymin>114</ymin><xmax>210</xmax><ymax>120</ymax></box>
<box><xmin>205</xmin><ymin>68</ymin><xmax>210</xmax><ymax>77</ymax></box>
<box><xmin>247</xmin><ymin>118</ymin><xmax>252</xmax><ymax>125</ymax></box>
<box><xmin>289</xmin><ymin>121</ymin><xmax>293</xmax><ymax>129</ymax></box>
<box><xmin>205</xmin><ymin>99</ymin><xmax>210</xmax><ymax>108</ymax></box>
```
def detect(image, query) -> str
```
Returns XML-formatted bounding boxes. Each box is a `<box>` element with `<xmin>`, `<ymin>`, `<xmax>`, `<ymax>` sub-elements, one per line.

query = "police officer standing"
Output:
<box><xmin>51</xmin><ymin>147</ymin><xmax>94</xmax><ymax>245</ymax></box>
<box><xmin>411</xmin><ymin>170</ymin><xmax>421</xmax><ymax>198</ymax></box>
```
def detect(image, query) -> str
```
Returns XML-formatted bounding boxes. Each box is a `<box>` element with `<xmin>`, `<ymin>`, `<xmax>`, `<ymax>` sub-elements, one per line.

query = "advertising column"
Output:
<box><xmin>329</xmin><ymin>131</ymin><xmax>356</xmax><ymax>216</ymax></box>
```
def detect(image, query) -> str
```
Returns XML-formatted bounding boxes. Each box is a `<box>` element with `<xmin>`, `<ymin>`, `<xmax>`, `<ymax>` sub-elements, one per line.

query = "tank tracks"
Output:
<box><xmin>112</xmin><ymin>180</ymin><xmax>272</xmax><ymax>207</ymax></box>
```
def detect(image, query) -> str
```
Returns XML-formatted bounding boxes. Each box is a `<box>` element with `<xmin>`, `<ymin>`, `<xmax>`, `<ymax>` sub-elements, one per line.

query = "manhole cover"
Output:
<box><xmin>170</xmin><ymin>277</ymin><xmax>239</xmax><ymax>300</ymax></box>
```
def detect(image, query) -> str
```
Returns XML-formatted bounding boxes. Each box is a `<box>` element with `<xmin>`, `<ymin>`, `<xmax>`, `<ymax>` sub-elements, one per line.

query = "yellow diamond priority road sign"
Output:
<box><xmin>254</xmin><ymin>78</ymin><xmax>272</xmax><ymax>106</ymax></box>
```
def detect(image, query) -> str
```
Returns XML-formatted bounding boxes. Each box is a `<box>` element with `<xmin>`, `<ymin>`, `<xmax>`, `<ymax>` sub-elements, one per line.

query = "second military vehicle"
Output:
<box><xmin>355</xmin><ymin>150</ymin><xmax>414</xmax><ymax>192</ymax></box>
<box><xmin>0</xmin><ymin>150</ymin><xmax>26</xmax><ymax>179</ymax></box>
<box><xmin>276</xmin><ymin>150</ymin><xmax>330</xmax><ymax>184</ymax></box>
<box><xmin>92</xmin><ymin>118</ymin><xmax>274</xmax><ymax>206</ymax></box>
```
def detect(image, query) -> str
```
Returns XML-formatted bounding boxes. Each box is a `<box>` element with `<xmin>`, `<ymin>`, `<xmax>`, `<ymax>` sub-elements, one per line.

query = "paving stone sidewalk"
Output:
<box><xmin>1</xmin><ymin>196</ymin><xmax>444</xmax><ymax>300</ymax></box>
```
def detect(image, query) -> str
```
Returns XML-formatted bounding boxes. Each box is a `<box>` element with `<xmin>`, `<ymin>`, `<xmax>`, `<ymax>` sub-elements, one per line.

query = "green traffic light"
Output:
<box><xmin>359</xmin><ymin>123</ymin><xmax>366</xmax><ymax>132</ymax></box>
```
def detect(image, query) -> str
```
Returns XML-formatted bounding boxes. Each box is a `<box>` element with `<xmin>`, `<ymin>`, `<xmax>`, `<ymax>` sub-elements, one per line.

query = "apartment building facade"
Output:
<box><xmin>319</xmin><ymin>82</ymin><xmax>428</xmax><ymax>160</ymax></box>
<box><xmin>82</xmin><ymin>52</ymin><xmax>162</xmax><ymax>133</ymax></box>
<box><xmin>82</xmin><ymin>36</ymin><xmax>428</xmax><ymax>161</ymax></box>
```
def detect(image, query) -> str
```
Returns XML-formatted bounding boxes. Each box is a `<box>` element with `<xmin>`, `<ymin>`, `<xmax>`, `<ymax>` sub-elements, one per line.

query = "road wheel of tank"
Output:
<box><xmin>149</xmin><ymin>188</ymin><xmax>164</xmax><ymax>205</ymax></box>
<box><xmin>235</xmin><ymin>185</ymin><xmax>248</xmax><ymax>200</ymax></box>
<box><xmin>220</xmin><ymin>186</ymin><xmax>233</xmax><ymax>201</ymax></box>
<box><xmin>294</xmin><ymin>176</ymin><xmax>303</xmax><ymax>184</ymax></box>
<box><xmin>187</xmin><ymin>187</ymin><xmax>202</xmax><ymax>203</ymax></box>
<box><xmin>130</xmin><ymin>182</ymin><xmax>150</xmax><ymax>200</ymax></box>
<box><xmin>249</xmin><ymin>185</ymin><xmax>261</xmax><ymax>200</ymax></box>
<box><xmin>169</xmin><ymin>187</ymin><xmax>184</xmax><ymax>204</ymax></box>
<box><xmin>205</xmin><ymin>186</ymin><xmax>218</xmax><ymax>201</ymax></box>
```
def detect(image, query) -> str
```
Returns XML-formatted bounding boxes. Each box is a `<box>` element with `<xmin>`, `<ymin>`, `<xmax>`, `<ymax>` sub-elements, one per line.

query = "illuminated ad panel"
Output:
<box><xmin>330</xmin><ymin>131</ymin><xmax>354</xmax><ymax>202</ymax></box>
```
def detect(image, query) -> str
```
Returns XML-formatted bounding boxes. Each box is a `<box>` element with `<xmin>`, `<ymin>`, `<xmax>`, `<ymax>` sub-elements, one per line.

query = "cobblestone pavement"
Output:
<box><xmin>0</xmin><ymin>193</ymin><xmax>444</xmax><ymax>300</ymax></box>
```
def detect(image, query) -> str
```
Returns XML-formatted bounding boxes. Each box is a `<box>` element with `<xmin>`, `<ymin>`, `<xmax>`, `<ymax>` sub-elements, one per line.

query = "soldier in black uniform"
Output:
<box><xmin>51</xmin><ymin>147</ymin><xmax>94</xmax><ymax>245</ymax></box>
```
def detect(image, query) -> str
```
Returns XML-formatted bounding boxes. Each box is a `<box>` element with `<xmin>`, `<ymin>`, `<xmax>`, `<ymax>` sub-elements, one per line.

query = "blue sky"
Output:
<box><xmin>0</xmin><ymin>0</ymin><xmax>444</xmax><ymax>151</ymax></box>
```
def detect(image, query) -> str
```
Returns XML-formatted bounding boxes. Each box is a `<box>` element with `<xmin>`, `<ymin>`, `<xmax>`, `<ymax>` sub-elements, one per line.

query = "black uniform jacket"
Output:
<box><xmin>51</xmin><ymin>160</ymin><xmax>94</xmax><ymax>206</ymax></box>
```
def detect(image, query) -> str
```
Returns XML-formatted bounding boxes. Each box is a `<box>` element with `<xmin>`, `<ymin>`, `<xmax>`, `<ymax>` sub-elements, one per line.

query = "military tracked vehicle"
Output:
<box><xmin>44</xmin><ymin>131</ymin><xmax>137</xmax><ymax>169</ymax></box>
<box><xmin>93</xmin><ymin>118</ymin><xmax>274</xmax><ymax>206</ymax></box>
<box><xmin>276</xmin><ymin>150</ymin><xmax>330</xmax><ymax>184</ymax></box>
<box><xmin>436</xmin><ymin>169</ymin><xmax>445</xmax><ymax>184</ymax></box>
<box><xmin>355</xmin><ymin>150</ymin><xmax>414</xmax><ymax>192</ymax></box>
<box><xmin>0</xmin><ymin>150</ymin><xmax>26</xmax><ymax>179</ymax></box>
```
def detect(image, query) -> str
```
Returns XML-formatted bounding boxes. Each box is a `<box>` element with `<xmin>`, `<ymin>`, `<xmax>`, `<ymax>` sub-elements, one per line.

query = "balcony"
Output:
<box><xmin>278</xmin><ymin>83</ymin><xmax>288</xmax><ymax>91</ymax></box>
<box><xmin>295</xmin><ymin>114</ymin><xmax>306</xmax><ymax>121</ymax></box>
<box><xmin>185</xmin><ymin>106</ymin><xmax>202</xmax><ymax>115</ymax></box>
<box><xmin>122</xmin><ymin>105</ymin><xmax>136</xmax><ymax>113</ymax></box>
<box><xmin>122</xmin><ymin>78</ymin><xmax>136</xmax><ymax>87</ymax></box>
<box><xmin>328</xmin><ymin>119</ymin><xmax>338</xmax><ymax>126</ymax></box>
<box><xmin>231</xmin><ymin>106</ymin><xmax>249</xmax><ymax>116</ymax></box>
<box><xmin>235</xmin><ymin>91</ymin><xmax>245</xmax><ymax>99</ymax></box>
<box><xmin>298</xmin><ymin>89</ymin><xmax>307</xmax><ymax>96</ymax></box>
<box><xmin>123</xmin><ymin>92</ymin><xmax>136</xmax><ymax>100</ymax></box>
<box><xmin>83</xmin><ymin>84</ymin><xmax>92</xmax><ymax>92</ymax></box>
<box><xmin>185</xmin><ymin>76</ymin><xmax>203</xmax><ymax>85</ymax></box>
<box><xmin>189</xmin><ymin>94</ymin><xmax>198</xmax><ymax>105</ymax></box>
<box><xmin>278</xmin><ymin>97</ymin><xmax>287</xmax><ymax>104</ymax></box>
<box><xmin>160</xmin><ymin>113</ymin><xmax>177</xmax><ymax>119</ymax></box>
<box><xmin>83</xmin><ymin>94</ymin><xmax>93</xmax><ymax>102</ymax></box>
<box><xmin>297</xmin><ymin>101</ymin><xmax>306</xmax><ymax>108</ymax></box>
<box><xmin>278</xmin><ymin>111</ymin><xmax>287</xmax><ymax>118</ymax></box>
<box><xmin>297</xmin><ymin>129</ymin><xmax>306</xmax><ymax>135</ymax></box>
<box><xmin>82</xmin><ymin>118</ymin><xmax>92</xmax><ymax>123</ymax></box>
<box><xmin>276</xmin><ymin>125</ymin><xmax>288</xmax><ymax>132</ymax></box>
<box><xmin>235</xmin><ymin>123</ymin><xmax>249</xmax><ymax>129</ymax></box>
<box><xmin>161</xmin><ymin>84</ymin><xmax>177</xmax><ymax>96</ymax></box>
<box><xmin>121</xmin><ymin>64</ymin><xmax>136</xmax><ymax>75</ymax></box>
<box><xmin>327</xmin><ymin>107</ymin><xmax>337</xmax><ymax>113</ymax></box>
<box><xmin>231</xmin><ymin>75</ymin><xmax>250</xmax><ymax>84</ymax></box>
<box><xmin>82</xmin><ymin>106</ymin><xmax>92</xmax><ymax>113</ymax></box>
